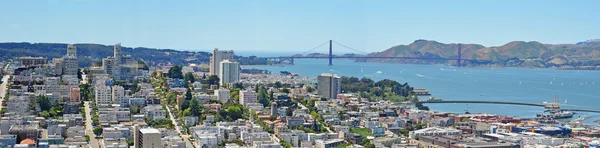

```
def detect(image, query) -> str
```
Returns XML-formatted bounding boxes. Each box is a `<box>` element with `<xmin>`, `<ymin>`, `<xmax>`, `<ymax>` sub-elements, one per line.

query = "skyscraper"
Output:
<box><xmin>209</xmin><ymin>48</ymin><xmax>234</xmax><ymax>77</ymax></box>
<box><xmin>317</xmin><ymin>73</ymin><xmax>341</xmax><ymax>100</ymax></box>
<box><xmin>113</xmin><ymin>43</ymin><xmax>122</xmax><ymax>79</ymax></box>
<box><xmin>219</xmin><ymin>60</ymin><xmax>239</xmax><ymax>85</ymax></box>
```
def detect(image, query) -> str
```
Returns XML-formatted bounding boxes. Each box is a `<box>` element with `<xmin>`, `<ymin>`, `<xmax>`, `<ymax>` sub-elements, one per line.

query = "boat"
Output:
<box><xmin>376</xmin><ymin>71</ymin><xmax>382</xmax><ymax>74</ymax></box>
<box><xmin>537</xmin><ymin>110</ymin><xmax>575</xmax><ymax>119</ymax></box>
<box><xmin>564</xmin><ymin>99</ymin><xmax>567</xmax><ymax>104</ymax></box>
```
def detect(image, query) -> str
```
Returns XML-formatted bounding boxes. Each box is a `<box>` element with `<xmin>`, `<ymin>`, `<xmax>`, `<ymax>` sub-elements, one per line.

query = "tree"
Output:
<box><xmin>184</xmin><ymin>72</ymin><xmax>195</xmax><ymax>84</ymax></box>
<box><xmin>190</xmin><ymin>99</ymin><xmax>201</xmax><ymax>116</ymax></box>
<box><xmin>93</xmin><ymin>127</ymin><xmax>103</xmax><ymax>135</ymax></box>
<box><xmin>130</xmin><ymin>105</ymin><xmax>141</xmax><ymax>114</ymax></box>
<box><xmin>181</xmin><ymin>100</ymin><xmax>191</xmax><ymax>111</ymax></box>
<box><xmin>227</xmin><ymin>106</ymin><xmax>243</xmax><ymax>120</ymax></box>
<box><xmin>37</xmin><ymin>95</ymin><xmax>51</xmax><ymax>112</ymax></box>
<box><xmin>168</xmin><ymin>66</ymin><xmax>183</xmax><ymax>79</ymax></box>
<box><xmin>186</xmin><ymin>88</ymin><xmax>193</xmax><ymax>100</ymax></box>
<box><xmin>274</xmin><ymin>81</ymin><xmax>282</xmax><ymax>88</ymax></box>
<box><xmin>207</xmin><ymin>75</ymin><xmax>220</xmax><ymax>86</ymax></box>
<box><xmin>41</xmin><ymin>111</ymin><xmax>50</xmax><ymax>118</ymax></box>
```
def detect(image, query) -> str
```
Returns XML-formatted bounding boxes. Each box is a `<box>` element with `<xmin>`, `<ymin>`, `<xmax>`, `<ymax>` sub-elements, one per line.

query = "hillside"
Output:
<box><xmin>0</xmin><ymin>42</ymin><xmax>266</xmax><ymax>67</ymax></box>
<box><xmin>363</xmin><ymin>39</ymin><xmax>600</xmax><ymax>69</ymax></box>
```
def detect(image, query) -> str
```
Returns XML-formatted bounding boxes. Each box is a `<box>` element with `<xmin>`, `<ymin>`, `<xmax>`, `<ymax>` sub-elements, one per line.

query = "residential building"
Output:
<box><xmin>209</xmin><ymin>48</ymin><xmax>234</xmax><ymax>76</ymax></box>
<box><xmin>143</xmin><ymin>105</ymin><xmax>167</xmax><ymax>121</ymax></box>
<box><xmin>135</xmin><ymin>128</ymin><xmax>161</xmax><ymax>148</ymax></box>
<box><xmin>18</xmin><ymin>57</ymin><xmax>47</xmax><ymax>67</ymax></box>
<box><xmin>112</xmin><ymin>85</ymin><xmax>126</xmax><ymax>106</ymax></box>
<box><xmin>95</xmin><ymin>85</ymin><xmax>112</xmax><ymax>106</ymax></box>
<box><xmin>62</xmin><ymin>44</ymin><xmax>78</xmax><ymax>75</ymax></box>
<box><xmin>69</xmin><ymin>87</ymin><xmax>80</xmax><ymax>103</ymax></box>
<box><xmin>317</xmin><ymin>73</ymin><xmax>340</xmax><ymax>99</ymax></box>
<box><xmin>219</xmin><ymin>60</ymin><xmax>240</xmax><ymax>85</ymax></box>
<box><xmin>214</xmin><ymin>88</ymin><xmax>230</xmax><ymax>103</ymax></box>
<box><xmin>239</xmin><ymin>89</ymin><xmax>257</xmax><ymax>106</ymax></box>
<box><xmin>409</xmin><ymin>127</ymin><xmax>462</xmax><ymax>138</ymax></box>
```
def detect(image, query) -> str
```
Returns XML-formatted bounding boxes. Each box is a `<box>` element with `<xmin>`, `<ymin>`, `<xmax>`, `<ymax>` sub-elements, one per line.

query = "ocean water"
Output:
<box><xmin>247</xmin><ymin>59</ymin><xmax>600</xmax><ymax>124</ymax></box>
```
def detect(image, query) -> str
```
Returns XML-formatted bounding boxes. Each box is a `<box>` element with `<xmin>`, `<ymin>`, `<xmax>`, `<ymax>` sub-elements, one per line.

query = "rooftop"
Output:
<box><xmin>139</xmin><ymin>128</ymin><xmax>161</xmax><ymax>134</ymax></box>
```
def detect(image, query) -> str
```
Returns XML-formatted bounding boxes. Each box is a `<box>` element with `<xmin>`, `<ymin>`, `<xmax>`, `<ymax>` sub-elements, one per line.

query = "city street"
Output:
<box><xmin>0</xmin><ymin>75</ymin><xmax>9</xmax><ymax>110</ymax></box>
<box><xmin>84</xmin><ymin>101</ymin><xmax>101</xmax><ymax>148</ymax></box>
<box><xmin>165</xmin><ymin>104</ymin><xmax>195</xmax><ymax>148</ymax></box>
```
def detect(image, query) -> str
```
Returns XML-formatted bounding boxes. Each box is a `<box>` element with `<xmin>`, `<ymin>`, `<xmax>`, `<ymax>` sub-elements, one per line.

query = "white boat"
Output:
<box><xmin>376</xmin><ymin>71</ymin><xmax>382</xmax><ymax>74</ymax></box>
<box><xmin>519</xmin><ymin>81</ymin><xmax>522</xmax><ymax>84</ymax></box>
<box><xmin>550</xmin><ymin>81</ymin><xmax>553</xmax><ymax>85</ymax></box>
<box><xmin>564</xmin><ymin>99</ymin><xmax>567</xmax><ymax>104</ymax></box>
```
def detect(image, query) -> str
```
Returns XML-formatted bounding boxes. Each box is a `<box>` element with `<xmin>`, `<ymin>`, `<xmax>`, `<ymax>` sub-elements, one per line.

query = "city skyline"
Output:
<box><xmin>1</xmin><ymin>0</ymin><xmax>599</xmax><ymax>53</ymax></box>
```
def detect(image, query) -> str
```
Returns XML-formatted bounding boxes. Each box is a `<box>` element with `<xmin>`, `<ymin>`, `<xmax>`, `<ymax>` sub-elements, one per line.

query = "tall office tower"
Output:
<box><xmin>62</xmin><ymin>44</ymin><xmax>79</xmax><ymax>75</ymax></box>
<box><xmin>317</xmin><ymin>73</ymin><xmax>341</xmax><ymax>100</ymax></box>
<box><xmin>209</xmin><ymin>48</ymin><xmax>234</xmax><ymax>77</ymax></box>
<box><xmin>219</xmin><ymin>60</ymin><xmax>239</xmax><ymax>86</ymax></box>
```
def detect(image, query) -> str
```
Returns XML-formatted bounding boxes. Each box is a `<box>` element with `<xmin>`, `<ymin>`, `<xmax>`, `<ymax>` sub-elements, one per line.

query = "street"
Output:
<box><xmin>0</xmin><ymin>75</ymin><xmax>9</xmax><ymax>110</ymax></box>
<box><xmin>165</xmin><ymin>104</ymin><xmax>195</xmax><ymax>148</ymax></box>
<box><xmin>84</xmin><ymin>101</ymin><xmax>101</xmax><ymax>148</ymax></box>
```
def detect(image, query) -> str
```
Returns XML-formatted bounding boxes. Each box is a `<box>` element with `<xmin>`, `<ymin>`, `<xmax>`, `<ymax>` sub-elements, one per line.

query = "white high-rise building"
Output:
<box><xmin>317</xmin><ymin>73</ymin><xmax>341</xmax><ymax>100</ymax></box>
<box><xmin>219</xmin><ymin>60</ymin><xmax>239</xmax><ymax>86</ymax></box>
<box><xmin>112</xmin><ymin>85</ymin><xmax>125</xmax><ymax>105</ymax></box>
<box><xmin>113</xmin><ymin>43</ymin><xmax>122</xmax><ymax>79</ymax></box>
<box><xmin>62</xmin><ymin>45</ymin><xmax>78</xmax><ymax>75</ymax></box>
<box><xmin>239</xmin><ymin>89</ymin><xmax>257</xmax><ymax>106</ymax></box>
<box><xmin>95</xmin><ymin>85</ymin><xmax>112</xmax><ymax>106</ymax></box>
<box><xmin>209</xmin><ymin>48</ymin><xmax>234</xmax><ymax>77</ymax></box>
<box><xmin>135</xmin><ymin>127</ymin><xmax>161</xmax><ymax>148</ymax></box>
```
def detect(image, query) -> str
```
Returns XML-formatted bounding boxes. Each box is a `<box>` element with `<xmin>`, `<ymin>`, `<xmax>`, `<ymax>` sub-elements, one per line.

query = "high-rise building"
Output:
<box><xmin>239</xmin><ymin>89</ymin><xmax>257</xmax><ymax>106</ymax></box>
<box><xmin>62</xmin><ymin>44</ymin><xmax>78</xmax><ymax>75</ymax></box>
<box><xmin>112</xmin><ymin>85</ymin><xmax>125</xmax><ymax>105</ymax></box>
<box><xmin>209</xmin><ymin>48</ymin><xmax>234</xmax><ymax>77</ymax></box>
<box><xmin>95</xmin><ymin>85</ymin><xmax>112</xmax><ymax>106</ymax></box>
<box><xmin>69</xmin><ymin>87</ymin><xmax>81</xmax><ymax>103</ymax></box>
<box><xmin>113</xmin><ymin>43</ymin><xmax>122</xmax><ymax>79</ymax></box>
<box><xmin>219</xmin><ymin>60</ymin><xmax>239</xmax><ymax>85</ymax></box>
<box><xmin>317</xmin><ymin>73</ymin><xmax>341</xmax><ymax>100</ymax></box>
<box><xmin>135</xmin><ymin>127</ymin><xmax>161</xmax><ymax>148</ymax></box>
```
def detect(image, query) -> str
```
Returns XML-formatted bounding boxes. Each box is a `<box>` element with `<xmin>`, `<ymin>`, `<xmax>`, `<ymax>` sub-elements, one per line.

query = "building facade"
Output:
<box><xmin>209</xmin><ymin>48</ymin><xmax>234</xmax><ymax>76</ymax></box>
<box><xmin>239</xmin><ymin>89</ymin><xmax>257</xmax><ymax>106</ymax></box>
<box><xmin>219</xmin><ymin>60</ymin><xmax>240</xmax><ymax>85</ymax></box>
<box><xmin>317</xmin><ymin>73</ymin><xmax>341</xmax><ymax>100</ymax></box>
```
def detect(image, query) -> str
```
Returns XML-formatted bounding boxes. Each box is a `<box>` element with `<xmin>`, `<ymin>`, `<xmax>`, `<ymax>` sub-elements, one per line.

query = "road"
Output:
<box><xmin>84</xmin><ymin>101</ymin><xmax>101</xmax><ymax>148</ymax></box>
<box><xmin>0</xmin><ymin>75</ymin><xmax>10</xmax><ymax>109</ymax></box>
<box><xmin>165</xmin><ymin>104</ymin><xmax>195</xmax><ymax>148</ymax></box>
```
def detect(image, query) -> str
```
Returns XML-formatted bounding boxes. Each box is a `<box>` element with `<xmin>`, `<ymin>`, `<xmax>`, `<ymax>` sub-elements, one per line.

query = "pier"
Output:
<box><xmin>418</xmin><ymin>100</ymin><xmax>600</xmax><ymax>113</ymax></box>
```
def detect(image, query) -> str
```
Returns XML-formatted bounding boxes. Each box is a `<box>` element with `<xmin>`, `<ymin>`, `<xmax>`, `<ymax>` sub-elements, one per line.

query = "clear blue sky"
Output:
<box><xmin>1</xmin><ymin>0</ymin><xmax>599</xmax><ymax>55</ymax></box>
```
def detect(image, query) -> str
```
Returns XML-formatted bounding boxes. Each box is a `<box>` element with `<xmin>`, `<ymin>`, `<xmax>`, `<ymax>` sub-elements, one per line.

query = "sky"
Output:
<box><xmin>1</xmin><ymin>0</ymin><xmax>599</xmax><ymax>55</ymax></box>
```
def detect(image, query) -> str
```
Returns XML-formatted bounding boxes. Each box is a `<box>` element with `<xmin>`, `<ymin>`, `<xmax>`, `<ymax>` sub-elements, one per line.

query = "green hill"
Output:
<box><xmin>0</xmin><ymin>42</ymin><xmax>266</xmax><ymax>67</ymax></box>
<box><xmin>364</xmin><ymin>39</ymin><xmax>600</xmax><ymax>69</ymax></box>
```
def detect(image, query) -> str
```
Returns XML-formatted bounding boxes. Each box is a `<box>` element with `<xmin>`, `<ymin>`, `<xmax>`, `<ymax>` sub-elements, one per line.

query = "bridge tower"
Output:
<box><xmin>329</xmin><ymin>40</ymin><xmax>333</xmax><ymax>66</ymax></box>
<box><xmin>457</xmin><ymin>43</ymin><xmax>462</xmax><ymax>67</ymax></box>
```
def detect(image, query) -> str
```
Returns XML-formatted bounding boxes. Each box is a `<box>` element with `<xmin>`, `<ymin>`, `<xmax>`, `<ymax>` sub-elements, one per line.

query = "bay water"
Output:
<box><xmin>247</xmin><ymin>59</ymin><xmax>600</xmax><ymax>124</ymax></box>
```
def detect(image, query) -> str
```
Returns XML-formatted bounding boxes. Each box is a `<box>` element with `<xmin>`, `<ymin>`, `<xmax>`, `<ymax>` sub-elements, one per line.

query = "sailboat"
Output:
<box><xmin>564</xmin><ymin>99</ymin><xmax>568</xmax><ymax>104</ymax></box>
<box><xmin>550</xmin><ymin>81</ymin><xmax>553</xmax><ymax>85</ymax></box>
<box><xmin>519</xmin><ymin>81</ymin><xmax>522</xmax><ymax>85</ymax></box>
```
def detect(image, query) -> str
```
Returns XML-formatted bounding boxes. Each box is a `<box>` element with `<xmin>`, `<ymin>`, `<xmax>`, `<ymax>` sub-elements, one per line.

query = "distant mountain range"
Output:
<box><xmin>0</xmin><ymin>42</ymin><xmax>267</xmax><ymax>67</ymax></box>
<box><xmin>361</xmin><ymin>39</ymin><xmax>600</xmax><ymax>69</ymax></box>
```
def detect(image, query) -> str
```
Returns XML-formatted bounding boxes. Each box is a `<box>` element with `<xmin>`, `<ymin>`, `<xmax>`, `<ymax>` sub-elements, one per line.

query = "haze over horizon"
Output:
<box><xmin>1</xmin><ymin>0</ymin><xmax>599</xmax><ymax>53</ymax></box>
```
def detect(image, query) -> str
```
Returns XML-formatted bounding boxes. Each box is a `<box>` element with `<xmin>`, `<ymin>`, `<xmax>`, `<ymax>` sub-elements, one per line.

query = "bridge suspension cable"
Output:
<box><xmin>297</xmin><ymin>41</ymin><xmax>330</xmax><ymax>55</ymax></box>
<box><xmin>332</xmin><ymin>40</ymin><xmax>370</xmax><ymax>55</ymax></box>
